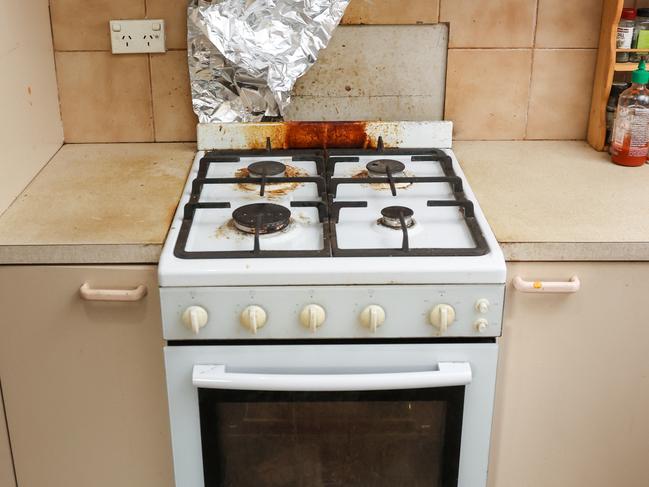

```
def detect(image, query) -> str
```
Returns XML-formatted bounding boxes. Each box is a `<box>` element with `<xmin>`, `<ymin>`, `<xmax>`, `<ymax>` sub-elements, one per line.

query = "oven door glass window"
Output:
<box><xmin>198</xmin><ymin>387</ymin><xmax>464</xmax><ymax>487</ymax></box>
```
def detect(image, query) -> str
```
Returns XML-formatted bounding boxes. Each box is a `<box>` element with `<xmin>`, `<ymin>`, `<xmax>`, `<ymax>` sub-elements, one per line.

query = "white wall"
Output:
<box><xmin>0</xmin><ymin>0</ymin><xmax>63</xmax><ymax>213</ymax></box>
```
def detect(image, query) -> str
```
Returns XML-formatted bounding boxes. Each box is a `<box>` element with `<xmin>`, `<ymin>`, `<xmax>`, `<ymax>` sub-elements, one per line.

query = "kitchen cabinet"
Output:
<box><xmin>0</xmin><ymin>384</ymin><xmax>15</xmax><ymax>487</ymax></box>
<box><xmin>0</xmin><ymin>266</ymin><xmax>173</xmax><ymax>487</ymax></box>
<box><xmin>489</xmin><ymin>262</ymin><xmax>649</xmax><ymax>487</ymax></box>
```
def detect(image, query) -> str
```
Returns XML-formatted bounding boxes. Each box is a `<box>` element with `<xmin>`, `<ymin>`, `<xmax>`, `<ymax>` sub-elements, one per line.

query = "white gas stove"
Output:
<box><xmin>160</xmin><ymin>122</ymin><xmax>505</xmax><ymax>487</ymax></box>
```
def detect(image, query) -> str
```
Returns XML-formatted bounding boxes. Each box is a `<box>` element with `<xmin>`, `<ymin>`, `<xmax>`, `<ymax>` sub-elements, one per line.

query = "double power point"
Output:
<box><xmin>110</xmin><ymin>20</ymin><xmax>166</xmax><ymax>54</ymax></box>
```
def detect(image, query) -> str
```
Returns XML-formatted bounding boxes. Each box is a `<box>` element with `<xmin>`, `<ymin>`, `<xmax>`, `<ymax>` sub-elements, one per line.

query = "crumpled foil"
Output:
<box><xmin>188</xmin><ymin>0</ymin><xmax>350</xmax><ymax>123</ymax></box>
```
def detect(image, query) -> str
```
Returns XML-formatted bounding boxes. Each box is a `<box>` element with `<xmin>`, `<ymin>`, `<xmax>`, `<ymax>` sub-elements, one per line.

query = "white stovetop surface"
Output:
<box><xmin>187</xmin><ymin>156</ymin><xmax>324</xmax><ymax>253</ymax></box>
<box><xmin>158</xmin><ymin>147</ymin><xmax>506</xmax><ymax>287</ymax></box>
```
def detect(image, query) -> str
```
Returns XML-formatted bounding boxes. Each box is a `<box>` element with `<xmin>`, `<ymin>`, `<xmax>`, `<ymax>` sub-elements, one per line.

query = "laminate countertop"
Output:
<box><xmin>455</xmin><ymin>140</ymin><xmax>649</xmax><ymax>261</ymax></box>
<box><xmin>0</xmin><ymin>140</ymin><xmax>647</xmax><ymax>264</ymax></box>
<box><xmin>0</xmin><ymin>143</ymin><xmax>195</xmax><ymax>264</ymax></box>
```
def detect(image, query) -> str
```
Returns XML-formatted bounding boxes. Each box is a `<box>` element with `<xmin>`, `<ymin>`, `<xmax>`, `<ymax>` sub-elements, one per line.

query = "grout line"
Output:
<box><xmin>145</xmin><ymin>0</ymin><xmax>156</xmax><ymax>143</ymax></box>
<box><xmin>53</xmin><ymin>47</ymin><xmax>599</xmax><ymax>53</ymax></box>
<box><xmin>54</xmin><ymin>48</ymin><xmax>188</xmax><ymax>52</ymax></box>
<box><xmin>532</xmin><ymin>0</ymin><xmax>540</xmax><ymax>47</ymax></box>
<box><xmin>445</xmin><ymin>47</ymin><xmax>597</xmax><ymax>51</ymax></box>
<box><xmin>47</xmin><ymin>1</ymin><xmax>65</xmax><ymax>141</ymax></box>
<box><xmin>524</xmin><ymin>0</ymin><xmax>542</xmax><ymax>140</ymax></box>
<box><xmin>147</xmin><ymin>53</ymin><xmax>157</xmax><ymax>142</ymax></box>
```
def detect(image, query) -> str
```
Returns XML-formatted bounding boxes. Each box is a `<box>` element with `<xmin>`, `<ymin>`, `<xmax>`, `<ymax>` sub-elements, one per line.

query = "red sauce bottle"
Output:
<box><xmin>610</xmin><ymin>60</ymin><xmax>649</xmax><ymax>167</ymax></box>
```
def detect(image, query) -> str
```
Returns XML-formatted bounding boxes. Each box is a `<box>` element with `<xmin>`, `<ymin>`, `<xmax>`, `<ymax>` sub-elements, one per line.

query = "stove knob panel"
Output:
<box><xmin>429</xmin><ymin>304</ymin><xmax>456</xmax><ymax>334</ymax></box>
<box><xmin>240</xmin><ymin>305</ymin><xmax>267</xmax><ymax>334</ymax></box>
<box><xmin>182</xmin><ymin>306</ymin><xmax>209</xmax><ymax>335</ymax></box>
<box><xmin>359</xmin><ymin>305</ymin><xmax>386</xmax><ymax>333</ymax></box>
<box><xmin>300</xmin><ymin>304</ymin><xmax>326</xmax><ymax>332</ymax></box>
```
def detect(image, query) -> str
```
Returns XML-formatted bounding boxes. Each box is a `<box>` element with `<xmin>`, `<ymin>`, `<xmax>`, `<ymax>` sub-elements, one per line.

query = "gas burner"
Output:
<box><xmin>379</xmin><ymin>206</ymin><xmax>415</xmax><ymax>229</ymax></box>
<box><xmin>247</xmin><ymin>160</ymin><xmax>286</xmax><ymax>177</ymax></box>
<box><xmin>232</xmin><ymin>203</ymin><xmax>291</xmax><ymax>235</ymax></box>
<box><xmin>366</xmin><ymin>159</ymin><xmax>406</xmax><ymax>176</ymax></box>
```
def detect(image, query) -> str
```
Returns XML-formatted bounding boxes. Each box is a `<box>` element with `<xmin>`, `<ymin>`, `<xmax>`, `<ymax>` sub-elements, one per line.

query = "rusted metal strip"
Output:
<box><xmin>197</xmin><ymin>121</ymin><xmax>453</xmax><ymax>150</ymax></box>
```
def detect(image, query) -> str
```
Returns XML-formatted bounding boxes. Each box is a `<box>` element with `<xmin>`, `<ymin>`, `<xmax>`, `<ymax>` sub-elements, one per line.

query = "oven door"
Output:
<box><xmin>165</xmin><ymin>343</ymin><xmax>497</xmax><ymax>487</ymax></box>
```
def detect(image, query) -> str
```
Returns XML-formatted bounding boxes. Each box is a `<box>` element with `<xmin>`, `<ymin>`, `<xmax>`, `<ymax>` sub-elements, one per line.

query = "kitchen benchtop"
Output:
<box><xmin>454</xmin><ymin>140</ymin><xmax>649</xmax><ymax>261</ymax></box>
<box><xmin>0</xmin><ymin>140</ymin><xmax>648</xmax><ymax>264</ymax></box>
<box><xmin>0</xmin><ymin>143</ymin><xmax>195</xmax><ymax>264</ymax></box>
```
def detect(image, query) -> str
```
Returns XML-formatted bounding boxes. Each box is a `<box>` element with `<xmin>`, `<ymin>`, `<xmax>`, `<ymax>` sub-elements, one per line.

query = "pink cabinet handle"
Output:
<box><xmin>513</xmin><ymin>276</ymin><xmax>580</xmax><ymax>294</ymax></box>
<box><xmin>79</xmin><ymin>282</ymin><xmax>148</xmax><ymax>302</ymax></box>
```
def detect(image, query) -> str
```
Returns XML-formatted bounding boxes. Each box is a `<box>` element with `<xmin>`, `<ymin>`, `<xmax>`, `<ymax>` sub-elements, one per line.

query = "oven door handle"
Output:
<box><xmin>192</xmin><ymin>363</ymin><xmax>472</xmax><ymax>392</ymax></box>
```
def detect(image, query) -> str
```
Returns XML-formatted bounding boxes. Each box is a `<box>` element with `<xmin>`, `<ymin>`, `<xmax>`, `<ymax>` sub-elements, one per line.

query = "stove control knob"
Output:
<box><xmin>429</xmin><ymin>304</ymin><xmax>456</xmax><ymax>334</ymax></box>
<box><xmin>240</xmin><ymin>305</ymin><xmax>267</xmax><ymax>334</ymax></box>
<box><xmin>182</xmin><ymin>306</ymin><xmax>209</xmax><ymax>335</ymax></box>
<box><xmin>300</xmin><ymin>304</ymin><xmax>326</xmax><ymax>332</ymax></box>
<box><xmin>359</xmin><ymin>305</ymin><xmax>386</xmax><ymax>333</ymax></box>
<box><xmin>475</xmin><ymin>299</ymin><xmax>490</xmax><ymax>314</ymax></box>
<box><xmin>475</xmin><ymin>318</ymin><xmax>489</xmax><ymax>333</ymax></box>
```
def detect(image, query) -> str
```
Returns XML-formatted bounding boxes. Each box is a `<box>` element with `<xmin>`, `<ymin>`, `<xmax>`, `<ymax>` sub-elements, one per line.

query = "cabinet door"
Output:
<box><xmin>0</xmin><ymin>384</ymin><xmax>16</xmax><ymax>487</ymax></box>
<box><xmin>0</xmin><ymin>266</ymin><xmax>173</xmax><ymax>487</ymax></box>
<box><xmin>489</xmin><ymin>263</ymin><xmax>649</xmax><ymax>487</ymax></box>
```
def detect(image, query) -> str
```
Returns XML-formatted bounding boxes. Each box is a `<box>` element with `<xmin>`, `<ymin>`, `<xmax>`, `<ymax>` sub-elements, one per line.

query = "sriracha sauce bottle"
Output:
<box><xmin>610</xmin><ymin>60</ymin><xmax>649</xmax><ymax>167</ymax></box>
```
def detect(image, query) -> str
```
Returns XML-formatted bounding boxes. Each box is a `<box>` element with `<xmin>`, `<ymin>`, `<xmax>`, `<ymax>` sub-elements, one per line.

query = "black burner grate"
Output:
<box><xmin>173</xmin><ymin>142</ymin><xmax>490</xmax><ymax>259</ymax></box>
<box><xmin>174</xmin><ymin>148</ymin><xmax>329</xmax><ymax>259</ymax></box>
<box><xmin>327</xmin><ymin>145</ymin><xmax>488</xmax><ymax>257</ymax></box>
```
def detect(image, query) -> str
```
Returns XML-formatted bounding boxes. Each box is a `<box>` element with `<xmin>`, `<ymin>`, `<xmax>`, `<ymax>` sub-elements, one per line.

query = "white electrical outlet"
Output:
<box><xmin>110</xmin><ymin>19</ymin><xmax>166</xmax><ymax>54</ymax></box>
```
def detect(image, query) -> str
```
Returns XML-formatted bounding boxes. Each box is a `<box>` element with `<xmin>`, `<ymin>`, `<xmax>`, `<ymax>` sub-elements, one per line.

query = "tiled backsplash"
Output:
<box><xmin>51</xmin><ymin>0</ymin><xmax>604</xmax><ymax>143</ymax></box>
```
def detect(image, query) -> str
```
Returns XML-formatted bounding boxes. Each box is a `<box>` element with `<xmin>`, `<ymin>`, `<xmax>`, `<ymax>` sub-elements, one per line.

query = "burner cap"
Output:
<box><xmin>379</xmin><ymin>206</ymin><xmax>415</xmax><ymax>229</ymax></box>
<box><xmin>247</xmin><ymin>160</ymin><xmax>286</xmax><ymax>177</ymax></box>
<box><xmin>232</xmin><ymin>203</ymin><xmax>291</xmax><ymax>234</ymax></box>
<box><xmin>366</xmin><ymin>159</ymin><xmax>405</xmax><ymax>175</ymax></box>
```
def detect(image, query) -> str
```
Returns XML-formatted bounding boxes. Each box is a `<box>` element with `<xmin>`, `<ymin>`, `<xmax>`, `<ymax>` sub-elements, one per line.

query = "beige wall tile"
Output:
<box><xmin>440</xmin><ymin>0</ymin><xmax>537</xmax><ymax>48</ymax></box>
<box><xmin>536</xmin><ymin>0</ymin><xmax>603</xmax><ymax>48</ymax></box>
<box><xmin>148</xmin><ymin>0</ymin><xmax>439</xmax><ymax>49</ymax></box>
<box><xmin>146</xmin><ymin>0</ymin><xmax>188</xmax><ymax>50</ymax></box>
<box><xmin>445</xmin><ymin>49</ymin><xmax>532</xmax><ymax>140</ymax></box>
<box><xmin>151</xmin><ymin>51</ymin><xmax>197</xmax><ymax>142</ymax></box>
<box><xmin>342</xmin><ymin>0</ymin><xmax>438</xmax><ymax>24</ymax></box>
<box><xmin>51</xmin><ymin>0</ymin><xmax>145</xmax><ymax>51</ymax></box>
<box><xmin>526</xmin><ymin>49</ymin><xmax>597</xmax><ymax>140</ymax></box>
<box><xmin>56</xmin><ymin>52</ymin><xmax>153</xmax><ymax>143</ymax></box>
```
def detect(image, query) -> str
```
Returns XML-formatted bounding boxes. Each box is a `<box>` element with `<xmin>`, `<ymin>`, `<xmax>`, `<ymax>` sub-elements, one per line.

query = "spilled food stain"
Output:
<box><xmin>352</xmin><ymin>169</ymin><xmax>414</xmax><ymax>191</ymax></box>
<box><xmin>293</xmin><ymin>212</ymin><xmax>310</xmax><ymax>224</ymax></box>
<box><xmin>234</xmin><ymin>165</ymin><xmax>309</xmax><ymax>197</ymax></box>
<box><xmin>214</xmin><ymin>219</ymin><xmax>238</xmax><ymax>240</ymax></box>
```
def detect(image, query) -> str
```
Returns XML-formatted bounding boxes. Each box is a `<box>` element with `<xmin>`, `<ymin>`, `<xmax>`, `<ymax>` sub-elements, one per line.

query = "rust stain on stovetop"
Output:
<box><xmin>233</xmin><ymin>165</ymin><xmax>309</xmax><ymax>197</ymax></box>
<box><xmin>244</xmin><ymin>121</ymin><xmax>379</xmax><ymax>149</ymax></box>
<box><xmin>352</xmin><ymin>169</ymin><xmax>414</xmax><ymax>191</ymax></box>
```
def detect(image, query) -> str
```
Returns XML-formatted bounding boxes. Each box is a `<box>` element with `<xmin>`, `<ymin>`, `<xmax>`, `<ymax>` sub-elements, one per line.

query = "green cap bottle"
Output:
<box><xmin>632</xmin><ymin>59</ymin><xmax>649</xmax><ymax>84</ymax></box>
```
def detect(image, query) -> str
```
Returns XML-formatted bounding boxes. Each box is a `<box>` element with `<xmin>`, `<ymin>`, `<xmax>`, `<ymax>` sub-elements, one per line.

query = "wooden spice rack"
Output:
<box><xmin>588</xmin><ymin>0</ymin><xmax>649</xmax><ymax>150</ymax></box>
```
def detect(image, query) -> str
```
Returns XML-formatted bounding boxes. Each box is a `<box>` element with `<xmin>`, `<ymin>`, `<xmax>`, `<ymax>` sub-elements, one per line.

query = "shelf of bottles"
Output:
<box><xmin>615</xmin><ymin>49</ymin><xmax>649</xmax><ymax>71</ymax></box>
